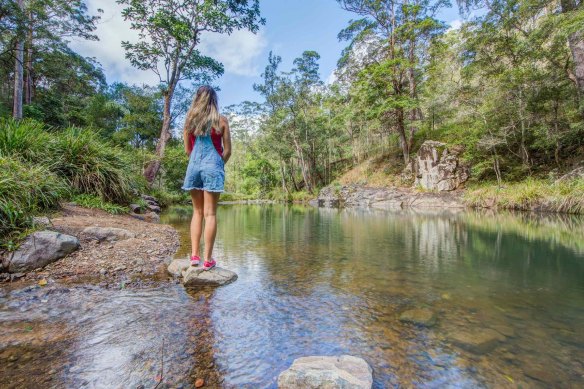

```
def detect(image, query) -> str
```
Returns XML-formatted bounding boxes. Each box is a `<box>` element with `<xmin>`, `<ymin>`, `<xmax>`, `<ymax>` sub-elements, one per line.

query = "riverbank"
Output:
<box><xmin>0</xmin><ymin>203</ymin><xmax>180</xmax><ymax>287</ymax></box>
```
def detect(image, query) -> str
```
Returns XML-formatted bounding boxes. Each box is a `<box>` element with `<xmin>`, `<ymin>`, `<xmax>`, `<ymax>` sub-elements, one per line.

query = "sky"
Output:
<box><xmin>71</xmin><ymin>0</ymin><xmax>463</xmax><ymax>109</ymax></box>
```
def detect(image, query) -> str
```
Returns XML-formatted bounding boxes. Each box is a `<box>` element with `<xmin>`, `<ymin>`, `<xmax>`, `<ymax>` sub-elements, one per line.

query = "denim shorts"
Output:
<box><xmin>182</xmin><ymin>134</ymin><xmax>225</xmax><ymax>192</ymax></box>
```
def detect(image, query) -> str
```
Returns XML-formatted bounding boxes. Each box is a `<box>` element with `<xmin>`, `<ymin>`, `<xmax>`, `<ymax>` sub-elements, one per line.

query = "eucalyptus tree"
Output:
<box><xmin>337</xmin><ymin>0</ymin><xmax>448</xmax><ymax>163</ymax></box>
<box><xmin>117</xmin><ymin>0</ymin><xmax>264</xmax><ymax>185</ymax></box>
<box><xmin>8</xmin><ymin>0</ymin><xmax>101</xmax><ymax>118</ymax></box>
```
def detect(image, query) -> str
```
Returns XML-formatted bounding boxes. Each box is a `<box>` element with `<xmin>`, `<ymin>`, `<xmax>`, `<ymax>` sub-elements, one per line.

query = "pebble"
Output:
<box><xmin>195</xmin><ymin>378</ymin><xmax>205</xmax><ymax>387</ymax></box>
<box><xmin>99</xmin><ymin>268</ymin><xmax>107</xmax><ymax>276</ymax></box>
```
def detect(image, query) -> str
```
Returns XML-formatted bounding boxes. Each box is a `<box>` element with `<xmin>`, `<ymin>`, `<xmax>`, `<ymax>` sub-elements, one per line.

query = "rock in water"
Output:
<box><xmin>183</xmin><ymin>266</ymin><xmax>238</xmax><ymax>287</ymax></box>
<box><xmin>410</xmin><ymin>140</ymin><xmax>469</xmax><ymax>191</ymax></box>
<box><xmin>278</xmin><ymin>355</ymin><xmax>373</xmax><ymax>389</ymax></box>
<box><xmin>448</xmin><ymin>329</ymin><xmax>505</xmax><ymax>354</ymax></box>
<box><xmin>167</xmin><ymin>258</ymin><xmax>190</xmax><ymax>277</ymax></box>
<box><xmin>82</xmin><ymin>226</ymin><xmax>135</xmax><ymax>242</ymax></box>
<box><xmin>3</xmin><ymin>231</ymin><xmax>80</xmax><ymax>273</ymax></box>
<box><xmin>399</xmin><ymin>308</ymin><xmax>437</xmax><ymax>327</ymax></box>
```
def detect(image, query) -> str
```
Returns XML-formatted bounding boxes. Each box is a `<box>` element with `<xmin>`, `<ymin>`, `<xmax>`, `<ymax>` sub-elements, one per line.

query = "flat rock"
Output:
<box><xmin>399</xmin><ymin>308</ymin><xmax>437</xmax><ymax>327</ymax></box>
<box><xmin>278</xmin><ymin>355</ymin><xmax>373</xmax><ymax>389</ymax></box>
<box><xmin>3</xmin><ymin>231</ymin><xmax>80</xmax><ymax>273</ymax></box>
<box><xmin>448</xmin><ymin>328</ymin><xmax>505</xmax><ymax>354</ymax></box>
<box><xmin>168</xmin><ymin>258</ymin><xmax>191</xmax><ymax>277</ymax></box>
<box><xmin>82</xmin><ymin>226</ymin><xmax>135</xmax><ymax>242</ymax></box>
<box><xmin>183</xmin><ymin>266</ymin><xmax>238</xmax><ymax>287</ymax></box>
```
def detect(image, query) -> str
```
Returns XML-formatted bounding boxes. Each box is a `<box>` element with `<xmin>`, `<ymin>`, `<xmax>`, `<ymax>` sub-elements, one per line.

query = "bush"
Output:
<box><xmin>72</xmin><ymin>194</ymin><xmax>129</xmax><ymax>214</ymax></box>
<box><xmin>0</xmin><ymin>157</ymin><xmax>68</xmax><ymax>242</ymax></box>
<box><xmin>49</xmin><ymin>127</ymin><xmax>139</xmax><ymax>203</ymax></box>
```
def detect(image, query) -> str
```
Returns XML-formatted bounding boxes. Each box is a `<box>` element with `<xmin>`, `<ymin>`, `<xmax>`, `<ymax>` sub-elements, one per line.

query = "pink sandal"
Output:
<box><xmin>190</xmin><ymin>255</ymin><xmax>200</xmax><ymax>266</ymax></box>
<box><xmin>203</xmin><ymin>259</ymin><xmax>216</xmax><ymax>270</ymax></box>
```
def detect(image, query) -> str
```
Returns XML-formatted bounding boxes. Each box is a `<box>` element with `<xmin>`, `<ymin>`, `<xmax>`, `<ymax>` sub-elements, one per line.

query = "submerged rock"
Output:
<box><xmin>448</xmin><ymin>328</ymin><xmax>505</xmax><ymax>354</ymax></box>
<box><xmin>168</xmin><ymin>258</ymin><xmax>190</xmax><ymax>277</ymax></box>
<box><xmin>278</xmin><ymin>355</ymin><xmax>373</xmax><ymax>389</ymax></box>
<box><xmin>399</xmin><ymin>308</ymin><xmax>437</xmax><ymax>327</ymax></box>
<box><xmin>3</xmin><ymin>231</ymin><xmax>80</xmax><ymax>273</ymax></box>
<box><xmin>183</xmin><ymin>266</ymin><xmax>238</xmax><ymax>287</ymax></box>
<box><xmin>82</xmin><ymin>226</ymin><xmax>135</xmax><ymax>242</ymax></box>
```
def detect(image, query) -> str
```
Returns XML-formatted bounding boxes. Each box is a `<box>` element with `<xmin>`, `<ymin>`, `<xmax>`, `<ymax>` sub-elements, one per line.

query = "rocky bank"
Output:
<box><xmin>317</xmin><ymin>141</ymin><xmax>470</xmax><ymax>210</ymax></box>
<box><xmin>0</xmin><ymin>203</ymin><xmax>180</xmax><ymax>287</ymax></box>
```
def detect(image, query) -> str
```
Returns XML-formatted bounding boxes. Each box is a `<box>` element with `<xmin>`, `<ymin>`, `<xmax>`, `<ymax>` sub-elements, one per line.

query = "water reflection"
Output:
<box><xmin>163</xmin><ymin>205</ymin><xmax>584</xmax><ymax>388</ymax></box>
<box><xmin>0</xmin><ymin>206</ymin><xmax>582</xmax><ymax>388</ymax></box>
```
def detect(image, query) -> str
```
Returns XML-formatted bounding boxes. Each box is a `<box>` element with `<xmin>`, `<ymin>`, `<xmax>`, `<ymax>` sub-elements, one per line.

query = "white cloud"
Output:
<box><xmin>69</xmin><ymin>0</ymin><xmax>267</xmax><ymax>86</ymax></box>
<box><xmin>69</xmin><ymin>0</ymin><xmax>158</xmax><ymax>86</ymax></box>
<box><xmin>199</xmin><ymin>29</ymin><xmax>267</xmax><ymax>77</ymax></box>
<box><xmin>447</xmin><ymin>19</ymin><xmax>463</xmax><ymax>32</ymax></box>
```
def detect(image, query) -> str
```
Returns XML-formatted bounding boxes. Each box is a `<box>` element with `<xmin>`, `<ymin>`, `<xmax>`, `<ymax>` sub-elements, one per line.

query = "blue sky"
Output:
<box><xmin>72</xmin><ymin>0</ymin><xmax>463</xmax><ymax>109</ymax></box>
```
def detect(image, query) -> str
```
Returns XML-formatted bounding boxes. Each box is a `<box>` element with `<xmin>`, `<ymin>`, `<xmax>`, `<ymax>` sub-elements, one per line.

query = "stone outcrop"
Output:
<box><xmin>318</xmin><ymin>185</ymin><xmax>464</xmax><ymax>210</ymax></box>
<box><xmin>2</xmin><ymin>231</ymin><xmax>80</xmax><ymax>273</ymax></box>
<box><xmin>82</xmin><ymin>226</ymin><xmax>135</xmax><ymax>242</ymax></box>
<box><xmin>183</xmin><ymin>266</ymin><xmax>238</xmax><ymax>287</ymax></box>
<box><xmin>278</xmin><ymin>355</ymin><xmax>373</xmax><ymax>389</ymax></box>
<box><xmin>408</xmin><ymin>141</ymin><xmax>469</xmax><ymax>191</ymax></box>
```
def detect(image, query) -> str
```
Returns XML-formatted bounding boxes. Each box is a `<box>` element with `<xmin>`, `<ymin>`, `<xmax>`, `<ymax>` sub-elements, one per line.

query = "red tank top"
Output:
<box><xmin>188</xmin><ymin>128</ymin><xmax>223</xmax><ymax>156</ymax></box>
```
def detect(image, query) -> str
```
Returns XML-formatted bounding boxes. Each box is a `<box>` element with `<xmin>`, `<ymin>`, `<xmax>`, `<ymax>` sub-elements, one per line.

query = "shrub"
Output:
<box><xmin>0</xmin><ymin>157</ymin><xmax>68</xmax><ymax>242</ymax></box>
<box><xmin>72</xmin><ymin>194</ymin><xmax>129</xmax><ymax>214</ymax></box>
<box><xmin>49</xmin><ymin>127</ymin><xmax>138</xmax><ymax>203</ymax></box>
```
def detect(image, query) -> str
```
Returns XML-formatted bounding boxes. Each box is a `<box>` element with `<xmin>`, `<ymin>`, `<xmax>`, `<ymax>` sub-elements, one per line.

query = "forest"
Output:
<box><xmin>1</xmin><ymin>0</ymin><xmax>583</xmax><ymax>245</ymax></box>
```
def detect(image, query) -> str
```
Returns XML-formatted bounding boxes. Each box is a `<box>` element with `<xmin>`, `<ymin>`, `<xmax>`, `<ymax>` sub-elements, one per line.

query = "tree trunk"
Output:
<box><xmin>144</xmin><ymin>85</ymin><xmax>175</xmax><ymax>185</ymax></box>
<box><xmin>293</xmin><ymin>136</ymin><xmax>312</xmax><ymax>193</ymax></box>
<box><xmin>12</xmin><ymin>0</ymin><xmax>25</xmax><ymax>119</ymax></box>
<box><xmin>24</xmin><ymin>11</ymin><xmax>33</xmax><ymax>105</ymax></box>
<box><xmin>396</xmin><ymin>107</ymin><xmax>409</xmax><ymax>164</ymax></box>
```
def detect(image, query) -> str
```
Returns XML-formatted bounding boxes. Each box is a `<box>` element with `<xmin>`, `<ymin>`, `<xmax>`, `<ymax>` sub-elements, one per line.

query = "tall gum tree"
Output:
<box><xmin>117</xmin><ymin>0</ymin><xmax>264</xmax><ymax>185</ymax></box>
<box><xmin>337</xmin><ymin>0</ymin><xmax>447</xmax><ymax>164</ymax></box>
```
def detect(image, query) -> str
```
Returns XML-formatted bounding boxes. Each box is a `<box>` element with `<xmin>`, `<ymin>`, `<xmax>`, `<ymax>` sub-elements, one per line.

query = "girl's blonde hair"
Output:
<box><xmin>184</xmin><ymin>85</ymin><xmax>221</xmax><ymax>136</ymax></box>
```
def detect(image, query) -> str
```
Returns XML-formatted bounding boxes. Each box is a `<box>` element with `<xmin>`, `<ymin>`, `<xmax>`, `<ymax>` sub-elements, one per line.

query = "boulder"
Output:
<box><xmin>129</xmin><ymin>204</ymin><xmax>143</xmax><ymax>214</ymax></box>
<box><xmin>168</xmin><ymin>258</ymin><xmax>190</xmax><ymax>277</ymax></box>
<box><xmin>32</xmin><ymin>216</ymin><xmax>51</xmax><ymax>227</ymax></box>
<box><xmin>448</xmin><ymin>328</ymin><xmax>505</xmax><ymax>354</ymax></box>
<box><xmin>144</xmin><ymin>212</ymin><xmax>160</xmax><ymax>223</ymax></box>
<box><xmin>399</xmin><ymin>308</ymin><xmax>437</xmax><ymax>327</ymax></box>
<box><xmin>182</xmin><ymin>266</ymin><xmax>238</xmax><ymax>287</ymax></box>
<box><xmin>410</xmin><ymin>141</ymin><xmax>469</xmax><ymax>191</ymax></box>
<box><xmin>278</xmin><ymin>355</ymin><xmax>373</xmax><ymax>389</ymax></box>
<box><xmin>3</xmin><ymin>231</ymin><xmax>80</xmax><ymax>273</ymax></box>
<box><xmin>148</xmin><ymin>204</ymin><xmax>161</xmax><ymax>214</ymax></box>
<box><xmin>82</xmin><ymin>226</ymin><xmax>135</xmax><ymax>242</ymax></box>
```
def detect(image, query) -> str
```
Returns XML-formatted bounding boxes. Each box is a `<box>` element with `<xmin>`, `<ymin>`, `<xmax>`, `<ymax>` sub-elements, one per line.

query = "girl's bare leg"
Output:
<box><xmin>203</xmin><ymin>191</ymin><xmax>220</xmax><ymax>262</ymax></box>
<box><xmin>190</xmin><ymin>190</ymin><xmax>204</xmax><ymax>257</ymax></box>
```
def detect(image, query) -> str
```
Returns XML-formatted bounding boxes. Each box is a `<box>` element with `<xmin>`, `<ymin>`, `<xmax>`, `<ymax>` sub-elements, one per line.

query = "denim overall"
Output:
<box><xmin>182</xmin><ymin>133</ymin><xmax>225</xmax><ymax>192</ymax></box>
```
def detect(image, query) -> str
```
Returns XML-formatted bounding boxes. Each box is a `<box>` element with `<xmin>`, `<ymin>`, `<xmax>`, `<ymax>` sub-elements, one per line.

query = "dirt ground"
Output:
<box><xmin>2</xmin><ymin>204</ymin><xmax>180</xmax><ymax>288</ymax></box>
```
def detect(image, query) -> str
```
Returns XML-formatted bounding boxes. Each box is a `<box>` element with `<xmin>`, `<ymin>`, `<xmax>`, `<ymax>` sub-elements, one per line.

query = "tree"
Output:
<box><xmin>9</xmin><ymin>0</ymin><xmax>101</xmax><ymax>118</ymax></box>
<box><xmin>337</xmin><ymin>0</ymin><xmax>448</xmax><ymax>163</ymax></box>
<box><xmin>117</xmin><ymin>0</ymin><xmax>264</xmax><ymax>185</ymax></box>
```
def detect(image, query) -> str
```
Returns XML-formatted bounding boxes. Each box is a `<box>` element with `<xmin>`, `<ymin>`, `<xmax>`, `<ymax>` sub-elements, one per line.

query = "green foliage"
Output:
<box><xmin>48</xmin><ymin>127</ymin><xmax>139</xmax><ymax>202</ymax></box>
<box><xmin>72</xmin><ymin>194</ymin><xmax>129</xmax><ymax>215</ymax></box>
<box><xmin>0</xmin><ymin>156</ymin><xmax>68</xmax><ymax>242</ymax></box>
<box><xmin>465</xmin><ymin>178</ymin><xmax>584</xmax><ymax>214</ymax></box>
<box><xmin>161</xmin><ymin>143</ymin><xmax>189</xmax><ymax>193</ymax></box>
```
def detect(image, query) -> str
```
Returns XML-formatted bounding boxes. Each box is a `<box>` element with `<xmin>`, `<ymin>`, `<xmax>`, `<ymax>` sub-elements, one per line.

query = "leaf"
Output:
<box><xmin>38</xmin><ymin>279</ymin><xmax>48</xmax><ymax>286</ymax></box>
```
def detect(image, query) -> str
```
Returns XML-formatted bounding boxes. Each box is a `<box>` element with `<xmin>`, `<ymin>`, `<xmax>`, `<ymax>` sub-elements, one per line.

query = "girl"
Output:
<box><xmin>182</xmin><ymin>86</ymin><xmax>231</xmax><ymax>270</ymax></box>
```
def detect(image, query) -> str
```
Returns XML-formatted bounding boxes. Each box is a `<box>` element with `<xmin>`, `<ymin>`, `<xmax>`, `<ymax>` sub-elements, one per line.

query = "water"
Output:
<box><xmin>1</xmin><ymin>205</ymin><xmax>583</xmax><ymax>388</ymax></box>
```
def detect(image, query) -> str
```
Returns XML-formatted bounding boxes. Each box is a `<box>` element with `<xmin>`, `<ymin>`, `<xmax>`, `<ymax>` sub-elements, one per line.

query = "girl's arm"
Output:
<box><xmin>221</xmin><ymin>116</ymin><xmax>232</xmax><ymax>163</ymax></box>
<box><xmin>183</xmin><ymin>126</ymin><xmax>192</xmax><ymax>155</ymax></box>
